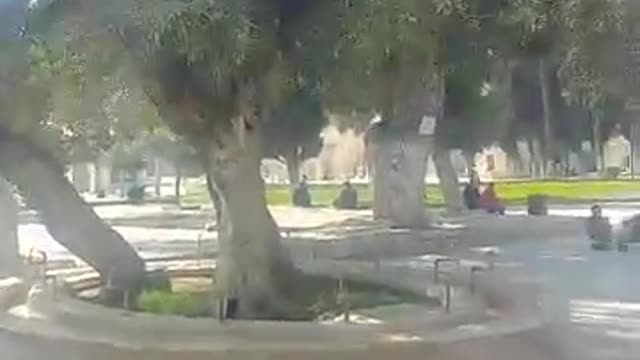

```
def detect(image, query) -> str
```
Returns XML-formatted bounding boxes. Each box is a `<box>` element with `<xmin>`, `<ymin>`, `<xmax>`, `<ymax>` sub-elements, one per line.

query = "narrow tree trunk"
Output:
<box><xmin>592</xmin><ymin>111</ymin><xmax>604</xmax><ymax>173</ymax></box>
<box><xmin>434</xmin><ymin>147</ymin><xmax>463</xmax><ymax>214</ymax></box>
<box><xmin>119</xmin><ymin>170</ymin><xmax>127</xmax><ymax>198</ymax></box>
<box><xmin>203</xmin><ymin>134</ymin><xmax>296</xmax><ymax>319</ymax></box>
<box><xmin>154</xmin><ymin>157</ymin><xmax>162</xmax><ymax>199</ymax></box>
<box><xmin>368</xmin><ymin>71</ymin><xmax>442</xmax><ymax>228</ymax></box>
<box><xmin>174</xmin><ymin>163</ymin><xmax>182</xmax><ymax>206</ymax></box>
<box><xmin>205</xmin><ymin>173</ymin><xmax>222</xmax><ymax>226</ymax></box>
<box><xmin>283</xmin><ymin>150</ymin><xmax>301</xmax><ymax>191</ymax></box>
<box><xmin>539</xmin><ymin>58</ymin><xmax>553</xmax><ymax>178</ymax></box>
<box><xmin>0</xmin><ymin>134</ymin><xmax>145</xmax><ymax>293</ymax></box>
<box><xmin>0</xmin><ymin>178</ymin><xmax>19</xmax><ymax>276</ymax></box>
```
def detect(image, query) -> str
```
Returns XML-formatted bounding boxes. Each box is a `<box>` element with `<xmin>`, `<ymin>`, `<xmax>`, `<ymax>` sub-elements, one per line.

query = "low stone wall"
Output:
<box><xmin>0</xmin><ymin>277</ymin><xmax>28</xmax><ymax>310</ymax></box>
<box><xmin>0</xmin><ymin>255</ymin><xmax>544</xmax><ymax>357</ymax></box>
<box><xmin>0</xmin><ymin>214</ymin><xmax>571</xmax><ymax>357</ymax></box>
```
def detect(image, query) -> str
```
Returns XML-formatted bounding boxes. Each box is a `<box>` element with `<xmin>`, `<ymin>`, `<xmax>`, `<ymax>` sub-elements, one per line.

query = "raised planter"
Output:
<box><xmin>0</xmin><ymin>256</ymin><xmax>544</xmax><ymax>358</ymax></box>
<box><xmin>0</xmin><ymin>277</ymin><xmax>27</xmax><ymax>310</ymax></box>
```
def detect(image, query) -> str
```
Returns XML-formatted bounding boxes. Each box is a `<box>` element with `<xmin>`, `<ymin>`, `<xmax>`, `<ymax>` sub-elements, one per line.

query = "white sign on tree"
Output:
<box><xmin>419</xmin><ymin>115</ymin><xmax>436</xmax><ymax>136</ymax></box>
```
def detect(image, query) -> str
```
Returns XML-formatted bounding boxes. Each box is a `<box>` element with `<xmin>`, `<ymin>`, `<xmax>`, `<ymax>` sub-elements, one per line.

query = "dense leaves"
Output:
<box><xmin>18</xmin><ymin>0</ymin><xmax>640</xmax><ymax>166</ymax></box>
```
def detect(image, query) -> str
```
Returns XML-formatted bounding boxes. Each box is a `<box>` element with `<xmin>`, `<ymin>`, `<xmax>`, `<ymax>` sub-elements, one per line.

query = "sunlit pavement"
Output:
<box><xmin>493</xmin><ymin>210</ymin><xmax>640</xmax><ymax>359</ymax></box>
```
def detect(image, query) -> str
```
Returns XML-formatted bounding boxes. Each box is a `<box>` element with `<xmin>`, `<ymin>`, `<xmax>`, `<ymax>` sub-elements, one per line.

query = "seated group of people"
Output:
<box><xmin>293</xmin><ymin>177</ymin><xmax>358</xmax><ymax>210</ymax></box>
<box><xmin>462</xmin><ymin>174</ymin><xmax>505</xmax><ymax>215</ymax></box>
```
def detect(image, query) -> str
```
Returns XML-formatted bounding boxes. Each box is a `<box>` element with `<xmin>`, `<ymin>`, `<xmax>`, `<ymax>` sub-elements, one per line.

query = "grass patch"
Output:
<box><xmin>133</xmin><ymin>274</ymin><xmax>432</xmax><ymax>320</ymax></box>
<box><xmin>137</xmin><ymin>290</ymin><xmax>212</xmax><ymax>317</ymax></box>
<box><xmin>301</xmin><ymin>276</ymin><xmax>435</xmax><ymax>320</ymax></box>
<box><xmin>183</xmin><ymin>179</ymin><xmax>640</xmax><ymax>208</ymax></box>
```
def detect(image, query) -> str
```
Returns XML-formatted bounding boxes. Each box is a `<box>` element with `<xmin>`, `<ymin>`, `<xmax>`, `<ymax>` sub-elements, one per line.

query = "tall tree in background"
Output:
<box><xmin>334</xmin><ymin>0</ymin><xmax>512</xmax><ymax>219</ymax></box>
<box><xmin>143</xmin><ymin>129</ymin><xmax>201</xmax><ymax>204</ymax></box>
<box><xmin>332</xmin><ymin>0</ymin><xmax>445</xmax><ymax>228</ymax></box>
<box><xmin>433</xmin><ymin>2</ymin><xmax>510</xmax><ymax>212</ymax></box>
<box><xmin>264</xmin><ymin>87</ymin><xmax>326</xmax><ymax>190</ymax></box>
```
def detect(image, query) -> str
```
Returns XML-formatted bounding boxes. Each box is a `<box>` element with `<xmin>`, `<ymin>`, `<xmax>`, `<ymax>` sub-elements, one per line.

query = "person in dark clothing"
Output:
<box><xmin>462</xmin><ymin>174</ymin><xmax>481</xmax><ymax>210</ymax></box>
<box><xmin>292</xmin><ymin>176</ymin><xmax>312</xmax><ymax>208</ymax></box>
<box><xmin>586</xmin><ymin>205</ymin><xmax>612</xmax><ymax>243</ymax></box>
<box><xmin>333</xmin><ymin>181</ymin><xmax>358</xmax><ymax>209</ymax></box>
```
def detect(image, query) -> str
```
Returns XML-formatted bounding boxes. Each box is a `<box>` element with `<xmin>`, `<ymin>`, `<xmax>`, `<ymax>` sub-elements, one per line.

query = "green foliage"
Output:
<box><xmin>559</xmin><ymin>0</ymin><xmax>625</xmax><ymax>108</ymax></box>
<box><xmin>137</xmin><ymin>289</ymin><xmax>210</xmax><ymax>317</ymax></box>
<box><xmin>436</xmin><ymin>3</ymin><xmax>505</xmax><ymax>151</ymax></box>
<box><xmin>28</xmin><ymin>0</ymin><xmax>344</xmax><ymax>146</ymax></box>
<box><xmin>264</xmin><ymin>86</ymin><xmax>326</xmax><ymax>163</ymax></box>
<box><xmin>21</xmin><ymin>0</ymin><xmax>640</xmax><ymax>166</ymax></box>
<box><xmin>329</xmin><ymin>0</ymin><xmax>441</xmax><ymax>116</ymax></box>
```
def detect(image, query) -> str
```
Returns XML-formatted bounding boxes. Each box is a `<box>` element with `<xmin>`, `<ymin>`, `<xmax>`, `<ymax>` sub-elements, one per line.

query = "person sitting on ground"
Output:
<box><xmin>333</xmin><ymin>181</ymin><xmax>358</xmax><ymax>209</ymax></box>
<box><xmin>292</xmin><ymin>176</ymin><xmax>312</xmax><ymax>208</ymax></box>
<box><xmin>462</xmin><ymin>173</ymin><xmax>481</xmax><ymax>210</ymax></box>
<box><xmin>478</xmin><ymin>182</ymin><xmax>505</xmax><ymax>215</ymax></box>
<box><xmin>586</xmin><ymin>204</ymin><xmax>613</xmax><ymax>243</ymax></box>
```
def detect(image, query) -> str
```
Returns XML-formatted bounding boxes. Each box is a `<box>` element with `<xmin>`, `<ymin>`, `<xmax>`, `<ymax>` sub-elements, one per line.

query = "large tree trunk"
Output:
<box><xmin>0</xmin><ymin>177</ymin><xmax>19</xmax><ymax>276</ymax></box>
<box><xmin>0</xmin><ymin>133</ymin><xmax>145</xmax><ymax>294</ymax></box>
<box><xmin>369</xmin><ymin>131</ymin><xmax>432</xmax><ymax>228</ymax></box>
<box><xmin>283</xmin><ymin>150</ymin><xmax>301</xmax><ymax>191</ymax></box>
<box><xmin>202</xmin><ymin>129</ymin><xmax>295</xmax><ymax>319</ymax></box>
<box><xmin>434</xmin><ymin>147</ymin><xmax>463</xmax><ymax>214</ymax></box>
<box><xmin>368</xmin><ymin>72</ymin><xmax>442</xmax><ymax>228</ymax></box>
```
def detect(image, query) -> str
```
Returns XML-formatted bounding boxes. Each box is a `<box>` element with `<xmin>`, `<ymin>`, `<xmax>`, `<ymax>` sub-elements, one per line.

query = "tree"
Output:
<box><xmin>143</xmin><ymin>129</ymin><xmax>201</xmax><ymax>204</ymax></box>
<box><xmin>332</xmin><ymin>0</ymin><xmax>514</xmax><ymax>220</ymax></box>
<box><xmin>330</xmin><ymin>0</ymin><xmax>446</xmax><ymax>228</ymax></box>
<box><xmin>29</xmin><ymin>0</ymin><xmax>345</xmax><ymax>318</ymax></box>
<box><xmin>263</xmin><ymin>87</ymin><xmax>326</xmax><ymax>189</ymax></box>
<box><xmin>0</xmin><ymin>0</ymin><xmax>145</xmax><ymax>297</ymax></box>
<box><xmin>432</xmin><ymin>3</ymin><xmax>511</xmax><ymax>213</ymax></box>
<box><xmin>490</xmin><ymin>0</ymin><xmax>628</xmax><ymax>176</ymax></box>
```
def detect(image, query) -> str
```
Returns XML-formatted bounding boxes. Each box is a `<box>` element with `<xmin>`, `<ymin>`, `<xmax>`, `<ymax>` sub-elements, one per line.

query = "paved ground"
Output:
<box><xmin>487</xmin><ymin>213</ymin><xmax>640</xmax><ymax>359</ymax></box>
<box><xmin>5</xmin><ymin>204</ymin><xmax>640</xmax><ymax>359</ymax></box>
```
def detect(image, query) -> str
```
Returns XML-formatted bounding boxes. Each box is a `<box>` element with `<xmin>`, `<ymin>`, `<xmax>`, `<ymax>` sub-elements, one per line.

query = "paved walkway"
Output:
<box><xmin>472</xmin><ymin>219</ymin><xmax>640</xmax><ymax>359</ymax></box>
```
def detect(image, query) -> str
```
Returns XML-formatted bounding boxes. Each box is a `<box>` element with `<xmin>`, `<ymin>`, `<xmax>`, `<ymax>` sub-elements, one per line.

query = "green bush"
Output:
<box><xmin>137</xmin><ymin>290</ymin><xmax>209</xmax><ymax>317</ymax></box>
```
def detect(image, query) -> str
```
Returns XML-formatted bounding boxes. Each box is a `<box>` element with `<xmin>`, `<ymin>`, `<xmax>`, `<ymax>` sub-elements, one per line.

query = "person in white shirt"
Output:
<box><xmin>603</xmin><ymin>124</ymin><xmax>631</xmax><ymax>179</ymax></box>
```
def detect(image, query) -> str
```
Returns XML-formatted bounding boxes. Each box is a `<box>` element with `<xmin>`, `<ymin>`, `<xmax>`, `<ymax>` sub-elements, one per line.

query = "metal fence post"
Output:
<box><xmin>444</xmin><ymin>282</ymin><xmax>451</xmax><ymax>313</ymax></box>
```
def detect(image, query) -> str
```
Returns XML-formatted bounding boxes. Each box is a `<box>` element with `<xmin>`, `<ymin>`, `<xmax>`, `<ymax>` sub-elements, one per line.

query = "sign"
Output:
<box><xmin>419</xmin><ymin>115</ymin><xmax>436</xmax><ymax>136</ymax></box>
